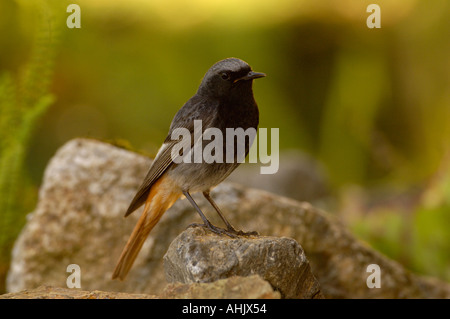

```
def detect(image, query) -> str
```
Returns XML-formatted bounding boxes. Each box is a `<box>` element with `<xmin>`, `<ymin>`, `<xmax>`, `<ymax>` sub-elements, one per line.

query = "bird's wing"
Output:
<box><xmin>124</xmin><ymin>97</ymin><xmax>218</xmax><ymax>217</ymax></box>
<box><xmin>124</xmin><ymin>139</ymin><xmax>181</xmax><ymax>217</ymax></box>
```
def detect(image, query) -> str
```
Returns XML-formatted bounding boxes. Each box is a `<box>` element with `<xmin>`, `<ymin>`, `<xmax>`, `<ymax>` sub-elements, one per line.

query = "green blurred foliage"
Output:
<box><xmin>412</xmin><ymin>205</ymin><xmax>450</xmax><ymax>280</ymax></box>
<box><xmin>0</xmin><ymin>0</ymin><xmax>65</xmax><ymax>291</ymax></box>
<box><xmin>0</xmin><ymin>0</ymin><xmax>449</xmax><ymax>289</ymax></box>
<box><xmin>350</xmin><ymin>164</ymin><xmax>450</xmax><ymax>281</ymax></box>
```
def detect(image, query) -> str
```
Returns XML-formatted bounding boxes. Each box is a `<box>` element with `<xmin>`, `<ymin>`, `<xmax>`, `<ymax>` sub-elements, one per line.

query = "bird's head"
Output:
<box><xmin>197</xmin><ymin>58</ymin><xmax>265</xmax><ymax>99</ymax></box>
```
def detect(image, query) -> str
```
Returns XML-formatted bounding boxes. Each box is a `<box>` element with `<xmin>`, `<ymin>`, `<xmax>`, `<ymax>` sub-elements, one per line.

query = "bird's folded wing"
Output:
<box><xmin>124</xmin><ymin>98</ymin><xmax>217</xmax><ymax>217</ymax></box>
<box><xmin>124</xmin><ymin>141</ymin><xmax>174</xmax><ymax>216</ymax></box>
<box><xmin>124</xmin><ymin>125</ymin><xmax>199</xmax><ymax>217</ymax></box>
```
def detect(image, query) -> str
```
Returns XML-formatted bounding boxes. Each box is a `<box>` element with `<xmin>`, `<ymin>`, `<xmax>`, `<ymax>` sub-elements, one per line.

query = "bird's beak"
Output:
<box><xmin>234</xmin><ymin>71</ymin><xmax>266</xmax><ymax>83</ymax></box>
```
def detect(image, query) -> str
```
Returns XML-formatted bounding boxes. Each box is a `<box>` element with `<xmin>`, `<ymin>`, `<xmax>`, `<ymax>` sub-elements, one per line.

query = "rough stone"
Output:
<box><xmin>163</xmin><ymin>227</ymin><xmax>321</xmax><ymax>299</ymax></box>
<box><xmin>7</xmin><ymin>138</ymin><xmax>159</xmax><ymax>294</ymax></box>
<box><xmin>228</xmin><ymin>149</ymin><xmax>330</xmax><ymax>205</ymax></box>
<box><xmin>6</xmin><ymin>138</ymin><xmax>450</xmax><ymax>298</ymax></box>
<box><xmin>160</xmin><ymin>275</ymin><xmax>280</xmax><ymax>299</ymax></box>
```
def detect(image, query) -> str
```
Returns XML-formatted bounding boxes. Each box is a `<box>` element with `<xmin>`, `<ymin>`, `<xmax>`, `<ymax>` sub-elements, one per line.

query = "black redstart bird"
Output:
<box><xmin>112</xmin><ymin>57</ymin><xmax>265</xmax><ymax>280</ymax></box>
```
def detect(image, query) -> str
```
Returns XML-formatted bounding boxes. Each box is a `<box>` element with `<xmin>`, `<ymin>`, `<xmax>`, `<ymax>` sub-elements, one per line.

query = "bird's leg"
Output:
<box><xmin>202</xmin><ymin>191</ymin><xmax>237</xmax><ymax>232</ymax></box>
<box><xmin>183</xmin><ymin>191</ymin><xmax>237</xmax><ymax>238</ymax></box>
<box><xmin>202</xmin><ymin>191</ymin><xmax>259</xmax><ymax>236</ymax></box>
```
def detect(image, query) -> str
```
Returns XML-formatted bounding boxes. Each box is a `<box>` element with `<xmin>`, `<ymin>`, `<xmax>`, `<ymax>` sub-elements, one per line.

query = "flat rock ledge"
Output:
<box><xmin>0</xmin><ymin>275</ymin><xmax>280</xmax><ymax>299</ymax></box>
<box><xmin>0</xmin><ymin>285</ymin><xmax>157</xmax><ymax>299</ymax></box>
<box><xmin>164</xmin><ymin>227</ymin><xmax>323</xmax><ymax>299</ymax></box>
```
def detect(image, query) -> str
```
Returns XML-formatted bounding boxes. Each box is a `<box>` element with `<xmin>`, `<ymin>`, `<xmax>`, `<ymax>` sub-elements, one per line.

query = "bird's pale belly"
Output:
<box><xmin>167</xmin><ymin>161</ymin><xmax>239</xmax><ymax>193</ymax></box>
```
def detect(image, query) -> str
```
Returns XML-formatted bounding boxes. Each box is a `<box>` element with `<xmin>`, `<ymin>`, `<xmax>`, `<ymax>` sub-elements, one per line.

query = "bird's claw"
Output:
<box><xmin>187</xmin><ymin>223</ymin><xmax>258</xmax><ymax>238</ymax></box>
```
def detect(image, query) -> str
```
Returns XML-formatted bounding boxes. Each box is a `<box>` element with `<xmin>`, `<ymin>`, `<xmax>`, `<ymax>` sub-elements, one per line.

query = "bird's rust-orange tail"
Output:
<box><xmin>112</xmin><ymin>175</ymin><xmax>181</xmax><ymax>281</ymax></box>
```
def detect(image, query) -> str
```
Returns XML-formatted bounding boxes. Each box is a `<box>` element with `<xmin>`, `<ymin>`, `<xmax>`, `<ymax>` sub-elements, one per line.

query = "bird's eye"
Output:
<box><xmin>221</xmin><ymin>72</ymin><xmax>230</xmax><ymax>80</ymax></box>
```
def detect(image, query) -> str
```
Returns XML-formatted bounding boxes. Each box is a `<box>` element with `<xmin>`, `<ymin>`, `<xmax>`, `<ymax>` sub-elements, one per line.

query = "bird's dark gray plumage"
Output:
<box><xmin>113</xmin><ymin>57</ymin><xmax>265</xmax><ymax>281</ymax></box>
<box><xmin>125</xmin><ymin>58</ymin><xmax>265</xmax><ymax>218</ymax></box>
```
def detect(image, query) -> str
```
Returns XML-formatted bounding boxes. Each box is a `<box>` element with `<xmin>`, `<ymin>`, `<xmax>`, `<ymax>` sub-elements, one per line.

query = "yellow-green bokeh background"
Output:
<box><xmin>1</xmin><ymin>0</ymin><xmax>449</xmax><ymax>292</ymax></box>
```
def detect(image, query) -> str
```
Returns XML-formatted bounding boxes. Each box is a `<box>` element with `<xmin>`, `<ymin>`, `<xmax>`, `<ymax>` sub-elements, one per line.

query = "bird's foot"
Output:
<box><xmin>187</xmin><ymin>223</ymin><xmax>258</xmax><ymax>238</ymax></box>
<box><xmin>226</xmin><ymin>226</ymin><xmax>259</xmax><ymax>237</ymax></box>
